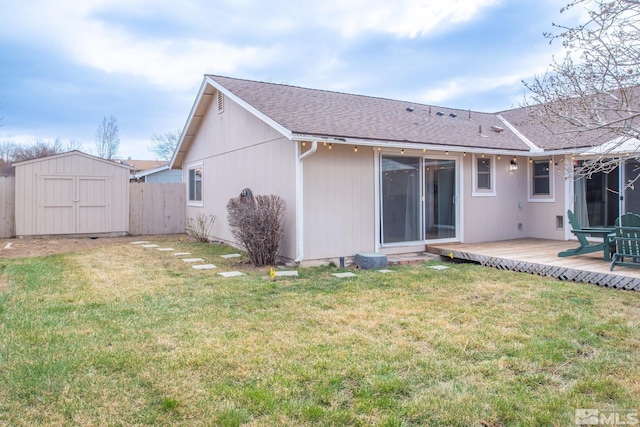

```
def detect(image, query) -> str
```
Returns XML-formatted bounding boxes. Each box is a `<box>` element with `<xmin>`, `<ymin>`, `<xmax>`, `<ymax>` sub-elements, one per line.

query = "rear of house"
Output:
<box><xmin>171</xmin><ymin>75</ymin><xmax>640</xmax><ymax>264</ymax></box>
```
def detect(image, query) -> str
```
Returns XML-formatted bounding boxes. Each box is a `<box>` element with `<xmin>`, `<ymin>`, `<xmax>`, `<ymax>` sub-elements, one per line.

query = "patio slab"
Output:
<box><xmin>332</xmin><ymin>272</ymin><xmax>357</xmax><ymax>278</ymax></box>
<box><xmin>192</xmin><ymin>264</ymin><xmax>217</xmax><ymax>270</ymax></box>
<box><xmin>218</xmin><ymin>271</ymin><xmax>244</xmax><ymax>278</ymax></box>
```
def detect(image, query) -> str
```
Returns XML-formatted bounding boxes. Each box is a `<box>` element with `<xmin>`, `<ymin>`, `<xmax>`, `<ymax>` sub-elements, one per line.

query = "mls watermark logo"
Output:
<box><xmin>575</xmin><ymin>409</ymin><xmax>639</xmax><ymax>425</ymax></box>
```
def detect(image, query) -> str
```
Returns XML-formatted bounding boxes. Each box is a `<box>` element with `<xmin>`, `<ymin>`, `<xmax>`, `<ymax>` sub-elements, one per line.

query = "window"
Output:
<box><xmin>188</xmin><ymin>165</ymin><xmax>203</xmax><ymax>205</ymax></box>
<box><xmin>472</xmin><ymin>154</ymin><xmax>495</xmax><ymax>197</ymax></box>
<box><xmin>533</xmin><ymin>160</ymin><xmax>550</xmax><ymax>195</ymax></box>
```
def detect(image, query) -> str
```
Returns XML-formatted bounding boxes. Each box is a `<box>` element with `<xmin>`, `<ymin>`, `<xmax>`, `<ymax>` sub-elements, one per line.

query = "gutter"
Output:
<box><xmin>295</xmin><ymin>141</ymin><xmax>317</xmax><ymax>263</ymax></box>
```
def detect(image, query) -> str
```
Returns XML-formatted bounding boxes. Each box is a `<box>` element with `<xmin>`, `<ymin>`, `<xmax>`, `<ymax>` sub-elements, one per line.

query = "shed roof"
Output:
<box><xmin>13</xmin><ymin>150</ymin><xmax>133</xmax><ymax>169</ymax></box>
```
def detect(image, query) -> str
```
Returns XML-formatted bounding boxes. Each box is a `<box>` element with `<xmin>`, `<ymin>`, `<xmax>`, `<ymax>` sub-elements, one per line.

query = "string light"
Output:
<box><xmin>401</xmin><ymin>149</ymin><xmax>405</xmax><ymax>154</ymax></box>
<box><xmin>329</xmin><ymin>143</ymin><xmax>332</xmax><ymax>150</ymax></box>
<box><xmin>354</xmin><ymin>146</ymin><xmax>358</xmax><ymax>153</ymax></box>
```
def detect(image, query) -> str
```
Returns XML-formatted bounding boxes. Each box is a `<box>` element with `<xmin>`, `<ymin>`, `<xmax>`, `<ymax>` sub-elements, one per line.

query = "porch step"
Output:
<box><xmin>388</xmin><ymin>252</ymin><xmax>438</xmax><ymax>266</ymax></box>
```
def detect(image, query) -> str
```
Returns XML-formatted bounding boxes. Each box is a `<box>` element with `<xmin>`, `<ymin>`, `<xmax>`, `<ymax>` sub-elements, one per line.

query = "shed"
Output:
<box><xmin>14</xmin><ymin>151</ymin><xmax>131</xmax><ymax>237</ymax></box>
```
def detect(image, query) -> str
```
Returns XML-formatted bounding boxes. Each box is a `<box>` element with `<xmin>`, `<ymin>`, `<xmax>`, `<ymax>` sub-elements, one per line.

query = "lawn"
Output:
<box><xmin>0</xmin><ymin>238</ymin><xmax>639</xmax><ymax>426</ymax></box>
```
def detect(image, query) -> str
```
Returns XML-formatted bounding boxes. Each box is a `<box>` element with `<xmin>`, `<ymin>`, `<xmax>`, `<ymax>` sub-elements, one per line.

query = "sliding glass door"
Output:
<box><xmin>380</xmin><ymin>155</ymin><xmax>457</xmax><ymax>244</ymax></box>
<box><xmin>425</xmin><ymin>159</ymin><xmax>456</xmax><ymax>239</ymax></box>
<box><xmin>574</xmin><ymin>159</ymin><xmax>640</xmax><ymax>227</ymax></box>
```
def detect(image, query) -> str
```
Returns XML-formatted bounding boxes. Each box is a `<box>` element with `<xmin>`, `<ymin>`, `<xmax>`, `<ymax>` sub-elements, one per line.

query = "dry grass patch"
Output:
<box><xmin>0</xmin><ymin>243</ymin><xmax>639</xmax><ymax>426</ymax></box>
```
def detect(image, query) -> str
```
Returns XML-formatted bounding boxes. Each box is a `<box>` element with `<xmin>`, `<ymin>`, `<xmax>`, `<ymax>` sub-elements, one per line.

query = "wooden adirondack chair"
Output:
<box><xmin>610</xmin><ymin>213</ymin><xmax>640</xmax><ymax>270</ymax></box>
<box><xmin>558</xmin><ymin>210</ymin><xmax>615</xmax><ymax>259</ymax></box>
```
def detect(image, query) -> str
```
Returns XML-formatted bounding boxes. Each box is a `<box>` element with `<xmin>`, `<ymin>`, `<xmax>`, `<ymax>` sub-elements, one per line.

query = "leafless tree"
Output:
<box><xmin>524</xmin><ymin>0</ymin><xmax>640</xmax><ymax>184</ymax></box>
<box><xmin>12</xmin><ymin>138</ymin><xmax>66</xmax><ymax>162</ymax></box>
<box><xmin>148</xmin><ymin>129</ymin><xmax>181</xmax><ymax>161</ymax></box>
<box><xmin>95</xmin><ymin>115</ymin><xmax>120</xmax><ymax>160</ymax></box>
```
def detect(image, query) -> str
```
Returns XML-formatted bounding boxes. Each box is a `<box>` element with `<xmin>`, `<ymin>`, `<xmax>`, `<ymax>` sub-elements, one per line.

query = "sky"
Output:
<box><xmin>0</xmin><ymin>0</ymin><xmax>585</xmax><ymax>160</ymax></box>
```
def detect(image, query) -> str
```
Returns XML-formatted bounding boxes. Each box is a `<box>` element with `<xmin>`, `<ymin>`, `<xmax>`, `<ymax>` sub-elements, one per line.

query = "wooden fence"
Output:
<box><xmin>129</xmin><ymin>183</ymin><xmax>186</xmax><ymax>235</ymax></box>
<box><xmin>0</xmin><ymin>181</ymin><xmax>184</xmax><ymax>238</ymax></box>
<box><xmin>0</xmin><ymin>177</ymin><xmax>15</xmax><ymax>238</ymax></box>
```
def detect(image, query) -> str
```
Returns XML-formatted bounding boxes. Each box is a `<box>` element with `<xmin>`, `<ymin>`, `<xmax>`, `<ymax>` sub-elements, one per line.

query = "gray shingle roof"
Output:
<box><xmin>208</xmin><ymin>75</ymin><xmax>533</xmax><ymax>152</ymax></box>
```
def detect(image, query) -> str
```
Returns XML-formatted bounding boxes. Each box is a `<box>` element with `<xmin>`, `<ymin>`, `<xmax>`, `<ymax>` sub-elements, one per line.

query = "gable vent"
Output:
<box><xmin>217</xmin><ymin>91</ymin><xmax>224</xmax><ymax>114</ymax></box>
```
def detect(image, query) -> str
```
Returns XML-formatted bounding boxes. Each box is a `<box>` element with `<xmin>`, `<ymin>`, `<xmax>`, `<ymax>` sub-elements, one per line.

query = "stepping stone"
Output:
<box><xmin>173</xmin><ymin>252</ymin><xmax>191</xmax><ymax>256</ymax></box>
<box><xmin>192</xmin><ymin>264</ymin><xmax>217</xmax><ymax>270</ymax></box>
<box><xmin>130</xmin><ymin>241</ymin><xmax>149</xmax><ymax>244</ymax></box>
<box><xmin>378</xmin><ymin>269</ymin><xmax>394</xmax><ymax>273</ymax></box>
<box><xmin>142</xmin><ymin>244</ymin><xmax>159</xmax><ymax>248</ymax></box>
<box><xmin>220</xmin><ymin>253</ymin><xmax>241</xmax><ymax>259</ymax></box>
<box><xmin>218</xmin><ymin>271</ymin><xmax>244</xmax><ymax>278</ymax></box>
<box><xmin>428</xmin><ymin>265</ymin><xmax>450</xmax><ymax>270</ymax></box>
<box><xmin>157</xmin><ymin>247</ymin><xmax>175</xmax><ymax>251</ymax></box>
<box><xmin>332</xmin><ymin>272</ymin><xmax>357</xmax><ymax>278</ymax></box>
<box><xmin>181</xmin><ymin>258</ymin><xmax>204</xmax><ymax>263</ymax></box>
<box><xmin>275</xmin><ymin>271</ymin><xmax>298</xmax><ymax>277</ymax></box>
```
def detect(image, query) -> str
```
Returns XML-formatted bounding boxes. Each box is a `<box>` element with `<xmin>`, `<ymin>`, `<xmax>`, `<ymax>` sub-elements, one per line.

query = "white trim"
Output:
<box><xmin>374</xmin><ymin>149</ymin><xmax>381</xmax><ymax>253</ymax></box>
<box><xmin>497</xmin><ymin>114</ymin><xmax>543</xmax><ymax>153</ymax></box>
<box><xmin>471</xmin><ymin>154</ymin><xmax>496</xmax><ymax>197</ymax></box>
<box><xmin>206</xmin><ymin>76</ymin><xmax>293</xmax><ymax>140</ymax></box>
<box><xmin>187</xmin><ymin>162</ymin><xmax>204</xmax><ymax>207</ymax></box>
<box><xmin>295</xmin><ymin>143</ymin><xmax>304</xmax><ymax>262</ymax></box>
<box><xmin>527</xmin><ymin>158</ymin><xmax>556</xmax><ymax>203</ymax></box>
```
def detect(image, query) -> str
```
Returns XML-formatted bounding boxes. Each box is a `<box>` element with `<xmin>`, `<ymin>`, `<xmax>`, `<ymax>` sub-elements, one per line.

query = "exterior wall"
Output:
<box><xmin>182</xmin><ymin>90</ymin><xmax>297</xmax><ymax>259</ymax></box>
<box><xmin>462</xmin><ymin>155</ymin><xmax>567</xmax><ymax>243</ymax></box>
<box><xmin>524</xmin><ymin>156</ymin><xmax>567</xmax><ymax>240</ymax></box>
<box><xmin>15</xmin><ymin>153</ymin><xmax>130</xmax><ymax>236</ymax></box>
<box><xmin>462</xmin><ymin>155</ymin><xmax>529</xmax><ymax>243</ymax></box>
<box><xmin>145</xmin><ymin>168</ymin><xmax>183</xmax><ymax>183</ymax></box>
<box><xmin>302</xmin><ymin>144</ymin><xmax>376</xmax><ymax>260</ymax></box>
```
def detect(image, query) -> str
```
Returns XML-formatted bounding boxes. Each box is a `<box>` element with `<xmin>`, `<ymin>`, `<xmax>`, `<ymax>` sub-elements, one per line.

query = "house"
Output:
<box><xmin>131</xmin><ymin>163</ymin><xmax>183</xmax><ymax>183</ymax></box>
<box><xmin>14</xmin><ymin>151</ymin><xmax>131</xmax><ymax>237</ymax></box>
<box><xmin>170</xmin><ymin>75</ymin><xmax>640</xmax><ymax>264</ymax></box>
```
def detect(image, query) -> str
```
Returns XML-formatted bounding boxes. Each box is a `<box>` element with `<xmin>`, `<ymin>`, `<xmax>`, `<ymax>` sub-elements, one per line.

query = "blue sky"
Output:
<box><xmin>0</xmin><ymin>0</ymin><xmax>583</xmax><ymax>160</ymax></box>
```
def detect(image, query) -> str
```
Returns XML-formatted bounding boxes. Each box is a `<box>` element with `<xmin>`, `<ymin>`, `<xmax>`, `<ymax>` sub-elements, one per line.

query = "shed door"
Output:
<box><xmin>38</xmin><ymin>176</ymin><xmax>110</xmax><ymax>234</ymax></box>
<box><xmin>39</xmin><ymin>176</ymin><xmax>75</xmax><ymax>234</ymax></box>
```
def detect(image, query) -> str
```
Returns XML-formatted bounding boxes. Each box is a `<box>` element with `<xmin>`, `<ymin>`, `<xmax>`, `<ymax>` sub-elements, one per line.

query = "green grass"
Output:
<box><xmin>1</xmin><ymin>239</ymin><xmax>639</xmax><ymax>426</ymax></box>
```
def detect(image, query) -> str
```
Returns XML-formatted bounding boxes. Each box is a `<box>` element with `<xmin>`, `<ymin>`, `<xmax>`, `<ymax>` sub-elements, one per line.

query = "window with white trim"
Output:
<box><xmin>532</xmin><ymin>160</ymin><xmax>550</xmax><ymax>196</ymax></box>
<box><xmin>188</xmin><ymin>164</ymin><xmax>203</xmax><ymax>205</ymax></box>
<box><xmin>472</xmin><ymin>154</ymin><xmax>496</xmax><ymax>196</ymax></box>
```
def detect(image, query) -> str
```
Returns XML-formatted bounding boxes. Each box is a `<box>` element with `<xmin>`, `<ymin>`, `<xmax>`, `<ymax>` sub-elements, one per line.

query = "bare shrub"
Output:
<box><xmin>227</xmin><ymin>194</ymin><xmax>286</xmax><ymax>266</ymax></box>
<box><xmin>186</xmin><ymin>213</ymin><xmax>215</xmax><ymax>243</ymax></box>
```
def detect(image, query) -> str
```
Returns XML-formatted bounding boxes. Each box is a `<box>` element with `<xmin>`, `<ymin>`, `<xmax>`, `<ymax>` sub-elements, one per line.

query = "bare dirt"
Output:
<box><xmin>0</xmin><ymin>235</ymin><xmax>189</xmax><ymax>259</ymax></box>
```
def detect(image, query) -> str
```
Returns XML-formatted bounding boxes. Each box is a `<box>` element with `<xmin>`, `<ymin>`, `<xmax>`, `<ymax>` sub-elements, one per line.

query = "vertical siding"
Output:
<box><xmin>303</xmin><ymin>144</ymin><xmax>376</xmax><ymax>259</ymax></box>
<box><xmin>183</xmin><ymin>91</ymin><xmax>297</xmax><ymax>259</ymax></box>
<box><xmin>14</xmin><ymin>152</ymin><xmax>130</xmax><ymax>236</ymax></box>
<box><xmin>0</xmin><ymin>177</ymin><xmax>15</xmax><ymax>238</ymax></box>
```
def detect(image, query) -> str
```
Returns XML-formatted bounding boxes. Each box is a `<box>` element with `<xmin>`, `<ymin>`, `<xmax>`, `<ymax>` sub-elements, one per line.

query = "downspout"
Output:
<box><xmin>295</xmin><ymin>141</ymin><xmax>317</xmax><ymax>263</ymax></box>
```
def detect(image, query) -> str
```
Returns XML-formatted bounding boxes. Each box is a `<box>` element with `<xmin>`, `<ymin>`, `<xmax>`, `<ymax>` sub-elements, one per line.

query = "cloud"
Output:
<box><xmin>315</xmin><ymin>0</ymin><xmax>502</xmax><ymax>38</ymax></box>
<box><xmin>0</xmin><ymin>0</ymin><xmax>504</xmax><ymax>93</ymax></box>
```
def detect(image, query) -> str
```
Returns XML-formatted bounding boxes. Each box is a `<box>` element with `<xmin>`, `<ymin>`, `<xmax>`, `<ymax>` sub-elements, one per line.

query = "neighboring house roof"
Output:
<box><xmin>119</xmin><ymin>159</ymin><xmax>167</xmax><ymax>173</ymax></box>
<box><xmin>13</xmin><ymin>150</ymin><xmax>133</xmax><ymax>169</ymax></box>
<box><xmin>132</xmin><ymin>164</ymin><xmax>170</xmax><ymax>180</ymax></box>
<box><xmin>172</xmin><ymin>75</ymin><xmax>630</xmax><ymax>168</ymax></box>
